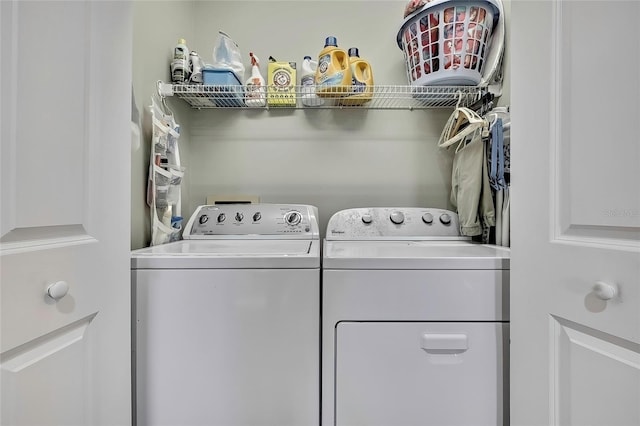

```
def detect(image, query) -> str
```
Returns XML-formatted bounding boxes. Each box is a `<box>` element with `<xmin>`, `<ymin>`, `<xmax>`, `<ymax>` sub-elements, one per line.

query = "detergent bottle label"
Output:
<box><xmin>351</xmin><ymin>71</ymin><xmax>366</xmax><ymax>93</ymax></box>
<box><xmin>320</xmin><ymin>73</ymin><xmax>345</xmax><ymax>87</ymax></box>
<box><xmin>317</xmin><ymin>53</ymin><xmax>347</xmax><ymax>87</ymax></box>
<box><xmin>301</xmin><ymin>74</ymin><xmax>315</xmax><ymax>87</ymax></box>
<box><xmin>317</xmin><ymin>54</ymin><xmax>331</xmax><ymax>83</ymax></box>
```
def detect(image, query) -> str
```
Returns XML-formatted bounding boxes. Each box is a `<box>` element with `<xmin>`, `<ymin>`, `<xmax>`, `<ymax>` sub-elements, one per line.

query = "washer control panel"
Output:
<box><xmin>184</xmin><ymin>204</ymin><xmax>319</xmax><ymax>239</ymax></box>
<box><xmin>326</xmin><ymin>207</ymin><xmax>466</xmax><ymax>240</ymax></box>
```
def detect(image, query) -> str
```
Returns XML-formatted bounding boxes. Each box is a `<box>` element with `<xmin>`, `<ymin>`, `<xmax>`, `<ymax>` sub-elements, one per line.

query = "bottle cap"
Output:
<box><xmin>178</xmin><ymin>38</ymin><xmax>186</xmax><ymax>45</ymax></box>
<box><xmin>304</xmin><ymin>55</ymin><xmax>312</xmax><ymax>60</ymax></box>
<box><xmin>348</xmin><ymin>47</ymin><xmax>360</xmax><ymax>57</ymax></box>
<box><xmin>324</xmin><ymin>36</ymin><xmax>338</xmax><ymax>47</ymax></box>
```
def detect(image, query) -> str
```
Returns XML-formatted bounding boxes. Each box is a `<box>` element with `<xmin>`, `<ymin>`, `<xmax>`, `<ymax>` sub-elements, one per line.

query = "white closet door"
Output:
<box><xmin>511</xmin><ymin>1</ymin><xmax>640</xmax><ymax>425</ymax></box>
<box><xmin>0</xmin><ymin>1</ymin><xmax>132</xmax><ymax>425</ymax></box>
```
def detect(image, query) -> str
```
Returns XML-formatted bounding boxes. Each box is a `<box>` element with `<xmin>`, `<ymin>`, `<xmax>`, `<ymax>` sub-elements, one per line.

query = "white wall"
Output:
<box><xmin>187</xmin><ymin>108</ymin><xmax>455</xmax><ymax>234</ymax></box>
<box><xmin>131</xmin><ymin>0</ymin><xmax>510</xmax><ymax>244</ymax></box>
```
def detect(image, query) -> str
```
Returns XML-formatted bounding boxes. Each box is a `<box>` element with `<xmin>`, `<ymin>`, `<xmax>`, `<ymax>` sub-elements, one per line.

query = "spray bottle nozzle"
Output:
<box><xmin>249</xmin><ymin>52</ymin><xmax>259</xmax><ymax>67</ymax></box>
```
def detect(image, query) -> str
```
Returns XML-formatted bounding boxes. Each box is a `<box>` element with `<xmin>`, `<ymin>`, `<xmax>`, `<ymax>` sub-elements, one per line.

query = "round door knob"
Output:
<box><xmin>593</xmin><ymin>281</ymin><xmax>618</xmax><ymax>300</ymax></box>
<box><xmin>439</xmin><ymin>213</ymin><xmax>452</xmax><ymax>225</ymax></box>
<box><xmin>422</xmin><ymin>213</ymin><xmax>434</xmax><ymax>224</ymax></box>
<box><xmin>362</xmin><ymin>214</ymin><xmax>372</xmax><ymax>224</ymax></box>
<box><xmin>47</xmin><ymin>281</ymin><xmax>69</xmax><ymax>301</ymax></box>
<box><xmin>390</xmin><ymin>211</ymin><xmax>405</xmax><ymax>225</ymax></box>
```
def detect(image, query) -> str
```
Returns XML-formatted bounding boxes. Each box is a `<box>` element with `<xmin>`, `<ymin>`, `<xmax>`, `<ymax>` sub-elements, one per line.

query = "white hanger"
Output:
<box><xmin>438</xmin><ymin>106</ymin><xmax>487</xmax><ymax>151</ymax></box>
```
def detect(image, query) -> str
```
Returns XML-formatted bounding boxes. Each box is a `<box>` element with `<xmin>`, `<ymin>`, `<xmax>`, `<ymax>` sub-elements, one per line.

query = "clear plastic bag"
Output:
<box><xmin>211</xmin><ymin>31</ymin><xmax>245</xmax><ymax>82</ymax></box>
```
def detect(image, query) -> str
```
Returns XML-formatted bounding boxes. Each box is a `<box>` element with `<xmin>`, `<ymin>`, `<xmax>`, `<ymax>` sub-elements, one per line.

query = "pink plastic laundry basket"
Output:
<box><xmin>397</xmin><ymin>0</ymin><xmax>500</xmax><ymax>86</ymax></box>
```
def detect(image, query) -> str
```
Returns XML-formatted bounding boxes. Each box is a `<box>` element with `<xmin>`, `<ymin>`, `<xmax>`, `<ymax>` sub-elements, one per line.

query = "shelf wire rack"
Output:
<box><xmin>157</xmin><ymin>82</ymin><xmax>486</xmax><ymax>110</ymax></box>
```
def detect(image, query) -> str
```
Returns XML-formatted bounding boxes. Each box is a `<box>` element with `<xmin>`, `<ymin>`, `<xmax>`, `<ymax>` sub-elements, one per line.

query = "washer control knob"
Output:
<box><xmin>362</xmin><ymin>214</ymin><xmax>373</xmax><ymax>224</ymax></box>
<box><xmin>217</xmin><ymin>213</ymin><xmax>226</xmax><ymax>223</ymax></box>
<box><xmin>235</xmin><ymin>212</ymin><xmax>244</xmax><ymax>222</ymax></box>
<box><xmin>285</xmin><ymin>211</ymin><xmax>302</xmax><ymax>226</ymax></box>
<box><xmin>253</xmin><ymin>212</ymin><xmax>262</xmax><ymax>222</ymax></box>
<box><xmin>390</xmin><ymin>211</ymin><xmax>405</xmax><ymax>225</ymax></box>
<box><xmin>439</xmin><ymin>213</ymin><xmax>452</xmax><ymax>225</ymax></box>
<box><xmin>199</xmin><ymin>214</ymin><xmax>209</xmax><ymax>225</ymax></box>
<box><xmin>422</xmin><ymin>213</ymin><xmax>434</xmax><ymax>224</ymax></box>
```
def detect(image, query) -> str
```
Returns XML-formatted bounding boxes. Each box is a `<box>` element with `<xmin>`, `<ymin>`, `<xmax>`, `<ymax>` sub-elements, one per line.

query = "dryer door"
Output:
<box><xmin>334</xmin><ymin>322</ymin><xmax>508</xmax><ymax>426</ymax></box>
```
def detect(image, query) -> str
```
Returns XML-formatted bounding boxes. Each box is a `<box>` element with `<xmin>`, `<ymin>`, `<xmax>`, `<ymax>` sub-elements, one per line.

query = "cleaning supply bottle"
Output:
<box><xmin>189</xmin><ymin>51</ymin><xmax>203</xmax><ymax>83</ymax></box>
<box><xmin>300</xmin><ymin>56</ymin><xmax>324</xmax><ymax>107</ymax></box>
<box><xmin>315</xmin><ymin>36</ymin><xmax>352</xmax><ymax>98</ymax></box>
<box><xmin>171</xmin><ymin>38</ymin><xmax>190</xmax><ymax>84</ymax></box>
<box><xmin>245</xmin><ymin>52</ymin><xmax>266</xmax><ymax>107</ymax></box>
<box><xmin>340</xmin><ymin>47</ymin><xmax>374</xmax><ymax>106</ymax></box>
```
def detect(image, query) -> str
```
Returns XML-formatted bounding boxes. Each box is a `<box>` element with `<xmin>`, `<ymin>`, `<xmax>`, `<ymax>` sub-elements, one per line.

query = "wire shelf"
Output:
<box><xmin>158</xmin><ymin>82</ymin><xmax>486</xmax><ymax>110</ymax></box>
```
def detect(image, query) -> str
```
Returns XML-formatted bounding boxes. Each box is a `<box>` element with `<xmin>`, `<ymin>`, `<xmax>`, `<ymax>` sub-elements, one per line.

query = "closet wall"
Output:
<box><xmin>131</xmin><ymin>0</ymin><xmax>510</xmax><ymax>249</ymax></box>
<box><xmin>132</xmin><ymin>1</ymin><xmax>194</xmax><ymax>249</ymax></box>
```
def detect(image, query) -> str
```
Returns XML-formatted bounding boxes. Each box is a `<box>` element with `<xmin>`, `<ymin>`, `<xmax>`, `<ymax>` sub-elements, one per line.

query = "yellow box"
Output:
<box><xmin>267</xmin><ymin>61</ymin><xmax>297</xmax><ymax>107</ymax></box>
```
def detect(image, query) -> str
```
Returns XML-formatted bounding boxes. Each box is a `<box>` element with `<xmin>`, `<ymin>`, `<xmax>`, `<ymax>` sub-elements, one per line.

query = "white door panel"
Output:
<box><xmin>1</xmin><ymin>2</ymin><xmax>88</xmax><ymax>234</ymax></box>
<box><xmin>511</xmin><ymin>1</ymin><xmax>640</xmax><ymax>425</ymax></box>
<box><xmin>1</xmin><ymin>316</ymin><xmax>94</xmax><ymax>426</ymax></box>
<box><xmin>552</xmin><ymin>318</ymin><xmax>640</xmax><ymax>426</ymax></box>
<box><xmin>554</xmin><ymin>1</ymin><xmax>640</xmax><ymax>244</ymax></box>
<box><xmin>0</xmin><ymin>1</ymin><xmax>132</xmax><ymax>425</ymax></box>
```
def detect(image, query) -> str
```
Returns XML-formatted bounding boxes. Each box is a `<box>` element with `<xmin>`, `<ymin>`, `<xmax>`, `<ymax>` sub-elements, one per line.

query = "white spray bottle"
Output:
<box><xmin>245</xmin><ymin>52</ymin><xmax>266</xmax><ymax>107</ymax></box>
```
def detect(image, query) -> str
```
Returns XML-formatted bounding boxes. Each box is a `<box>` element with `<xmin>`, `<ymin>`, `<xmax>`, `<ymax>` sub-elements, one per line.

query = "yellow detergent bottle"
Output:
<box><xmin>315</xmin><ymin>36</ymin><xmax>352</xmax><ymax>98</ymax></box>
<box><xmin>340</xmin><ymin>47</ymin><xmax>374</xmax><ymax>106</ymax></box>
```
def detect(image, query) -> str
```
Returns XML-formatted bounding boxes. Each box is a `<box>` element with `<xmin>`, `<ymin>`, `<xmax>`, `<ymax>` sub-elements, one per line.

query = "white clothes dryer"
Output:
<box><xmin>132</xmin><ymin>204</ymin><xmax>320</xmax><ymax>426</ymax></box>
<box><xmin>322</xmin><ymin>207</ymin><xmax>510</xmax><ymax>426</ymax></box>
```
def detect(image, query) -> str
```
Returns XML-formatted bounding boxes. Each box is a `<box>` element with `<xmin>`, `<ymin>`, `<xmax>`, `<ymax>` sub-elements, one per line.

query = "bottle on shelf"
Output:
<box><xmin>171</xmin><ymin>38</ymin><xmax>190</xmax><ymax>84</ymax></box>
<box><xmin>339</xmin><ymin>47</ymin><xmax>374</xmax><ymax>106</ymax></box>
<box><xmin>267</xmin><ymin>56</ymin><xmax>297</xmax><ymax>107</ymax></box>
<box><xmin>189</xmin><ymin>51</ymin><xmax>203</xmax><ymax>84</ymax></box>
<box><xmin>245</xmin><ymin>52</ymin><xmax>266</xmax><ymax>107</ymax></box>
<box><xmin>315</xmin><ymin>36</ymin><xmax>352</xmax><ymax>98</ymax></box>
<box><xmin>300</xmin><ymin>56</ymin><xmax>324</xmax><ymax>107</ymax></box>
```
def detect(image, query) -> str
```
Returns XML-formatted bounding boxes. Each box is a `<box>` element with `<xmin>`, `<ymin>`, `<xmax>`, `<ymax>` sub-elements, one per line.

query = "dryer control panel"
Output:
<box><xmin>183</xmin><ymin>204</ymin><xmax>320</xmax><ymax>239</ymax></box>
<box><xmin>326</xmin><ymin>207</ymin><xmax>467</xmax><ymax>240</ymax></box>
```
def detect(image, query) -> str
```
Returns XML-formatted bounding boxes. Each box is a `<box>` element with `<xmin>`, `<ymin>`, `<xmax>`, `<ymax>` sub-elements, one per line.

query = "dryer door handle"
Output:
<box><xmin>420</xmin><ymin>333</ymin><xmax>468</xmax><ymax>354</ymax></box>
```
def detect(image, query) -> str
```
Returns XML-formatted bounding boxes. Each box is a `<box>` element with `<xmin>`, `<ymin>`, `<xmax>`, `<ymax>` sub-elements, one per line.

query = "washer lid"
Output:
<box><xmin>131</xmin><ymin>239</ymin><xmax>320</xmax><ymax>269</ymax></box>
<box><xmin>323</xmin><ymin>240</ymin><xmax>510</xmax><ymax>270</ymax></box>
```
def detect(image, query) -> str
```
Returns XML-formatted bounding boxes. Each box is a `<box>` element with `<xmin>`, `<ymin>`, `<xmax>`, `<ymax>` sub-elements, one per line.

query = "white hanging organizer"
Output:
<box><xmin>147</xmin><ymin>93</ymin><xmax>185</xmax><ymax>245</ymax></box>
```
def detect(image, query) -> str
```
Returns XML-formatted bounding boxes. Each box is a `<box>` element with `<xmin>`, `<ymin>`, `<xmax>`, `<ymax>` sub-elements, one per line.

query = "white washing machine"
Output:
<box><xmin>132</xmin><ymin>204</ymin><xmax>320</xmax><ymax>426</ymax></box>
<box><xmin>322</xmin><ymin>207</ymin><xmax>510</xmax><ymax>426</ymax></box>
